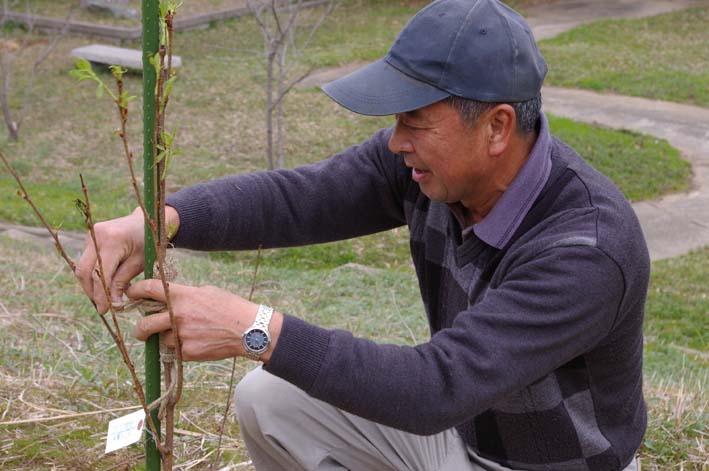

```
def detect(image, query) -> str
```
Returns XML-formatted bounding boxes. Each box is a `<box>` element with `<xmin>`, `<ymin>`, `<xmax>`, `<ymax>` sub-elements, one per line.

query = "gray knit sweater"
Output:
<box><xmin>167</xmin><ymin>127</ymin><xmax>650</xmax><ymax>471</ymax></box>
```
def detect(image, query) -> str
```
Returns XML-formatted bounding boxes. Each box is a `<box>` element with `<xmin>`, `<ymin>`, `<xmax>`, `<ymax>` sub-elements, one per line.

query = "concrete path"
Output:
<box><xmin>0</xmin><ymin>222</ymin><xmax>85</xmax><ymax>261</ymax></box>
<box><xmin>526</xmin><ymin>0</ymin><xmax>704</xmax><ymax>40</ymax></box>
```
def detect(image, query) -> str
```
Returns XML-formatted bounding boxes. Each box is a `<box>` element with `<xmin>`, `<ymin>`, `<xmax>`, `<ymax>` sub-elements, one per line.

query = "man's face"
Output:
<box><xmin>388</xmin><ymin>101</ymin><xmax>492</xmax><ymax>208</ymax></box>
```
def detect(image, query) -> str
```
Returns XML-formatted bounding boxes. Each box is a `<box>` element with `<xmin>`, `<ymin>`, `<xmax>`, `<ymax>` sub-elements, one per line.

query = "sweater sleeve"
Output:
<box><xmin>264</xmin><ymin>244</ymin><xmax>625</xmax><ymax>435</ymax></box>
<box><xmin>166</xmin><ymin>128</ymin><xmax>410</xmax><ymax>251</ymax></box>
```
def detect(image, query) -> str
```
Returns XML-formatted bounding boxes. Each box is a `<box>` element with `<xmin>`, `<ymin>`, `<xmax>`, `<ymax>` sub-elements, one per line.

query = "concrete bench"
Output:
<box><xmin>70</xmin><ymin>44</ymin><xmax>182</xmax><ymax>71</ymax></box>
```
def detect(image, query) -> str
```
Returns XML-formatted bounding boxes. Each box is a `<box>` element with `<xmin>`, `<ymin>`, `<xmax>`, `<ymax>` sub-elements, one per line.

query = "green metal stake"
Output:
<box><xmin>142</xmin><ymin>0</ymin><xmax>161</xmax><ymax>470</ymax></box>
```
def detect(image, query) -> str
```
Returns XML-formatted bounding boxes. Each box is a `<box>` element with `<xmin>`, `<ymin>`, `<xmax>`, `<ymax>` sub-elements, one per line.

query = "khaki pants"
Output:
<box><xmin>235</xmin><ymin>367</ymin><xmax>639</xmax><ymax>471</ymax></box>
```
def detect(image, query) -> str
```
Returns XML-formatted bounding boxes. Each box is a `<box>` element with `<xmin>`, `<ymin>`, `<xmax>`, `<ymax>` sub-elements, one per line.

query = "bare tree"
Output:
<box><xmin>0</xmin><ymin>1</ymin><xmax>72</xmax><ymax>141</ymax></box>
<box><xmin>248</xmin><ymin>0</ymin><xmax>335</xmax><ymax>169</ymax></box>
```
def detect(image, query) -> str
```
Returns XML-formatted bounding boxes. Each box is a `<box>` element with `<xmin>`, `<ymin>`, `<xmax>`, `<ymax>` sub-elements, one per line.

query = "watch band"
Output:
<box><xmin>243</xmin><ymin>304</ymin><xmax>274</xmax><ymax>361</ymax></box>
<box><xmin>252</xmin><ymin>304</ymin><xmax>274</xmax><ymax>332</ymax></box>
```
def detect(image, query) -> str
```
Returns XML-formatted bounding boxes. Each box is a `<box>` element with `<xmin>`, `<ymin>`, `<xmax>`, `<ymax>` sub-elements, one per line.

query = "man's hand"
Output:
<box><xmin>75</xmin><ymin>206</ymin><xmax>180</xmax><ymax>314</ymax></box>
<box><xmin>128</xmin><ymin>280</ymin><xmax>283</xmax><ymax>362</ymax></box>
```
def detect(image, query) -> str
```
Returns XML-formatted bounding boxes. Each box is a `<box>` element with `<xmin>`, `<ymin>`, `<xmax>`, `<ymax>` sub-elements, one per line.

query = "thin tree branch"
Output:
<box><xmin>152</xmin><ymin>10</ymin><xmax>183</xmax><ymax>468</ymax></box>
<box><xmin>248</xmin><ymin>0</ymin><xmax>273</xmax><ymax>45</ymax></box>
<box><xmin>112</xmin><ymin>73</ymin><xmax>158</xmax><ymax>243</ymax></box>
<box><xmin>270</xmin><ymin>67</ymin><xmax>313</xmax><ymax>111</ymax></box>
<box><xmin>290</xmin><ymin>0</ymin><xmax>334</xmax><ymax>62</ymax></box>
<box><xmin>270</xmin><ymin>0</ymin><xmax>284</xmax><ymax>38</ymax></box>
<box><xmin>78</xmin><ymin>174</ymin><xmax>167</xmax><ymax>457</ymax></box>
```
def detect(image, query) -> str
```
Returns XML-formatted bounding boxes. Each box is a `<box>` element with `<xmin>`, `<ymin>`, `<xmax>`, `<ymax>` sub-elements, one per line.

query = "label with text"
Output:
<box><xmin>105</xmin><ymin>409</ymin><xmax>145</xmax><ymax>453</ymax></box>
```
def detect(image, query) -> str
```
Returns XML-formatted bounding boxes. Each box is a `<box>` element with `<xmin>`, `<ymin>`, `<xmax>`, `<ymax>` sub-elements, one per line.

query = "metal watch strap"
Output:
<box><xmin>244</xmin><ymin>304</ymin><xmax>274</xmax><ymax>361</ymax></box>
<box><xmin>252</xmin><ymin>304</ymin><xmax>274</xmax><ymax>332</ymax></box>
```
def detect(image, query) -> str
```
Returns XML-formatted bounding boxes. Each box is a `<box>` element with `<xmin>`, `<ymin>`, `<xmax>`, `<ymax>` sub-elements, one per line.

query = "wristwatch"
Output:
<box><xmin>242</xmin><ymin>304</ymin><xmax>274</xmax><ymax>361</ymax></box>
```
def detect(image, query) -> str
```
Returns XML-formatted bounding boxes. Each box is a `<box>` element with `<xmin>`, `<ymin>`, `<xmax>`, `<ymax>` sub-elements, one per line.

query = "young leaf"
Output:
<box><xmin>70</xmin><ymin>59</ymin><xmax>96</xmax><ymax>82</ymax></box>
<box><xmin>160</xmin><ymin>18</ymin><xmax>168</xmax><ymax>47</ymax></box>
<box><xmin>119</xmin><ymin>92</ymin><xmax>137</xmax><ymax>108</ymax></box>
<box><xmin>167</xmin><ymin>223</ymin><xmax>178</xmax><ymax>239</ymax></box>
<box><xmin>75</xmin><ymin>58</ymin><xmax>92</xmax><ymax>72</ymax></box>
<box><xmin>109</xmin><ymin>65</ymin><xmax>127</xmax><ymax>80</ymax></box>
<box><xmin>96</xmin><ymin>83</ymin><xmax>104</xmax><ymax>99</ymax></box>
<box><xmin>149</xmin><ymin>53</ymin><xmax>161</xmax><ymax>74</ymax></box>
<box><xmin>162</xmin><ymin>75</ymin><xmax>178</xmax><ymax>106</ymax></box>
<box><xmin>69</xmin><ymin>69</ymin><xmax>84</xmax><ymax>80</ymax></box>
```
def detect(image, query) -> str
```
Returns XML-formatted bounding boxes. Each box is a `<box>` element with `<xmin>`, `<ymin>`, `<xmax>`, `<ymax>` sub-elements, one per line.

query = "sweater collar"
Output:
<box><xmin>467</xmin><ymin>113</ymin><xmax>552</xmax><ymax>249</ymax></box>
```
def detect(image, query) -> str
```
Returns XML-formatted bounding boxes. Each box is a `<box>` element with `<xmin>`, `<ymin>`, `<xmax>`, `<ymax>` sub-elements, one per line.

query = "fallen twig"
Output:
<box><xmin>0</xmin><ymin>405</ymin><xmax>142</xmax><ymax>426</ymax></box>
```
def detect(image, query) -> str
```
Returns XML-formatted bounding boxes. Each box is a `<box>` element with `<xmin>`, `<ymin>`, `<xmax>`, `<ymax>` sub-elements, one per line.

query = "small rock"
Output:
<box><xmin>81</xmin><ymin>0</ymin><xmax>139</xmax><ymax>20</ymax></box>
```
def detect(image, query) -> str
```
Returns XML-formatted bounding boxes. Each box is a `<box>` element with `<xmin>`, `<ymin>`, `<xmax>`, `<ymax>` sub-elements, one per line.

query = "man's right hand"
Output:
<box><xmin>75</xmin><ymin>206</ymin><xmax>180</xmax><ymax>314</ymax></box>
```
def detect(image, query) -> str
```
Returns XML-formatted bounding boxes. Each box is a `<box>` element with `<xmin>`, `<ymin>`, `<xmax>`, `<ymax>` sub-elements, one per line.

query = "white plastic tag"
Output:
<box><xmin>105</xmin><ymin>409</ymin><xmax>145</xmax><ymax>453</ymax></box>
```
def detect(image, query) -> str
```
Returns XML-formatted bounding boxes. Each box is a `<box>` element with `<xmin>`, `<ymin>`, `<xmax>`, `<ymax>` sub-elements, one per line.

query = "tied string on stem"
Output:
<box><xmin>115</xmin><ymin>297</ymin><xmax>176</xmax><ymax>421</ymax></box>
<box><xmin>115</xmin><ymin>258</ymin><xmax>179</xmax><ymax>421</ymax></box>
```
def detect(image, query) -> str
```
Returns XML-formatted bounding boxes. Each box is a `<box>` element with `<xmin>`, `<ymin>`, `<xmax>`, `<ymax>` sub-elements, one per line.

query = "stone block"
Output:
<box><xmin>71</xmin><ymin>44</ymin><xmax>182</xmax><ymax>70</ymax></box>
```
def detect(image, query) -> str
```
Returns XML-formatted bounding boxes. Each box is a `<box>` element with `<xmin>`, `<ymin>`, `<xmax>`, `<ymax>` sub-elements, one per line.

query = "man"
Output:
<box><xmin>76</xmin><ymin>0</ymin><xmax>650</xmax><ymax>470</ymax></box>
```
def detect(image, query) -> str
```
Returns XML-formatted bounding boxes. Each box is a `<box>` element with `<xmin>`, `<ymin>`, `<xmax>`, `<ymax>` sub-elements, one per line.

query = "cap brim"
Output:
<box><xmin>321</xmin><ymin>59</ymin><xmax>449</xmax><ymax>116</ymax></box>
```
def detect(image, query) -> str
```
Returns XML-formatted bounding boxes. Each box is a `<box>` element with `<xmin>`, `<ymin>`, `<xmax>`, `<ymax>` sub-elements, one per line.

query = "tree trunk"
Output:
<box><xmin>266</xmin><ymin>49</ymin><xmax>275</xmax><ymax>170</ymax></box>
<box><xmin>0</xmin><ymin>56</ymin><xmax>19</xmax><ymax>141</ymax></box>
<box><xmin>276</xmin><ymin>44</ymin><xmax>286</xmax><ymax>169</ymax></box>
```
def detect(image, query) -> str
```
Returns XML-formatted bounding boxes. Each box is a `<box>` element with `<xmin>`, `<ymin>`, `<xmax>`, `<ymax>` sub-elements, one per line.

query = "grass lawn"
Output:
<box><xmin>0</xmin><ymin>237</ymin><xmax>706</xmax><ymax>470</ymax></box>
<box><xmin>0</xmin><ymin>1</ymin><xmax>691</xmax><ymax>236</ymax></box>
<box><xmin>539</xmin><ymin>6</ymin><xmax>709</xmax><ymax>107</ymax></box>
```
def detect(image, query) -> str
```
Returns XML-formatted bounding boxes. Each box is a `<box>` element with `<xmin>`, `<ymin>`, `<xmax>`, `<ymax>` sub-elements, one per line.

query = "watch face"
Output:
<box><xmin>244</xmin><ymin>328</ymin><xmax>269</xmax><ymax>353</ymax></box>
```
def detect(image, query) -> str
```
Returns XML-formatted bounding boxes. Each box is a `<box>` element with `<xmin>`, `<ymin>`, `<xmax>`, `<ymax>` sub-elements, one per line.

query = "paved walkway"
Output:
<box><xmin>526</xmin><ymin>0</ymin><xmax>704</xmax><ymax>40</ymax></box>
<box><xmin>2</xmin><ymin>0</ymin><xmax>708</xmax><ymax>262</ymax></box>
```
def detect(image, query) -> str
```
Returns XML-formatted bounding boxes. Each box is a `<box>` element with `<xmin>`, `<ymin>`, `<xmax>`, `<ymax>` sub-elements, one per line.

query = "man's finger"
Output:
<box><xmin>110</xmin><ymin>258</ymin><xmax>144</xmax><ymax>304</ymax></box>
<box><xmin>134</xmin><ymin>312</ymin><xmax>172</xmax><ymax>341</ymax></box>
<box><xmin>75</xmin><ymin>236</ymin><xmax>97</xmax><ymax>301</ymax></box>
<box><xmin>92</xmin><ymin>269</ymin><xmax>111</xmax><ymax>313</ymax></box>
<box><xmin>126</xmin><ymin>279</ymin><xmax>169</xmax><ymax>303</ymax></box>
<box><xmin>97</xmin><ymin>250</ymin><xmax>124</xmax><ymax>303</ymax></box>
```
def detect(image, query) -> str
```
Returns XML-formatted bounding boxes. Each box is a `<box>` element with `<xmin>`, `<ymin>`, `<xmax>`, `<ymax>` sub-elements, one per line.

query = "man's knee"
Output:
<box><xmin>234</xmin><ymin>367</ymin><xmax>293</xmax><ymax>431</ymax></box>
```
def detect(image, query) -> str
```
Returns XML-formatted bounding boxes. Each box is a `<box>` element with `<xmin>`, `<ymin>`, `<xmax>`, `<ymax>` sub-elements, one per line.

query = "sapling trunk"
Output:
<box><xmin>142</xmin><ymin>1</ymin><xmax>161</xmax><ymax>470</ymax></box>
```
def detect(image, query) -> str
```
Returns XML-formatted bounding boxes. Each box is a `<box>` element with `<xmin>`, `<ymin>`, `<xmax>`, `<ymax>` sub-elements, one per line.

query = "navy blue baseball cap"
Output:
<box><xmin>322</xmin><ymin>0</ymin><xmax>547</xmax><ymax>116</ymax></box>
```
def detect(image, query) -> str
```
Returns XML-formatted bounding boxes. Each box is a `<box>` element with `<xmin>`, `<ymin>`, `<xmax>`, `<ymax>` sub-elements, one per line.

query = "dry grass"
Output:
<box><xmin>0</xmin><ymin>237</ymin><xmax>256</xmax><ymax>470</ymax></box>
<box><xmin>2</xmin><ymin>236</ymin><xmax>707</xmax><ymax>470</ymax></box>
<box><xmin>641</xmin><ymin>371</ymin><xmax>708</xmax><ymax>470</ymax></box>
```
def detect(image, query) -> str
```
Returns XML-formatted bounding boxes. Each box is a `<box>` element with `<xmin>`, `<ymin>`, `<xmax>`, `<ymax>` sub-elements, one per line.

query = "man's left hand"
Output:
<box><xmin>127</xmin><ymin>280</ymin><xmax>281</xmax><ymax>362</ymax></box>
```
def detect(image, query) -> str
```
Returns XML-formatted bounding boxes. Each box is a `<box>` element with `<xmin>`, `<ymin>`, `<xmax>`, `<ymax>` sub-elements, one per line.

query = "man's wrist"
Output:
<box><xmin>131</xmin><ymin>205</ymin><xmax>181</xmax><ymax>241</ymax></box>
<box><xmin>259</xmin><ymin>310</ymin><xmax>283</xmax><ymax>364</ymax></box>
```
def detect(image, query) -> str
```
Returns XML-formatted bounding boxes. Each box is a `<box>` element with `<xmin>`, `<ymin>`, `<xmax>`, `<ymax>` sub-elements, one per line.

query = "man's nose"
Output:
<box><xmin>388</xmin><ymin>122</ymin><xmax>413</xmax><ymax>155</ymax></box>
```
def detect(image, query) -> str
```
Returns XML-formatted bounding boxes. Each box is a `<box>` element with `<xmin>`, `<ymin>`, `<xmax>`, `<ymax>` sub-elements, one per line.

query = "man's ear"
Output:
<box><xmin>488</xmin><ymin>104</ymin><xmax>516</xmax><ymax>157</ymax></box>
